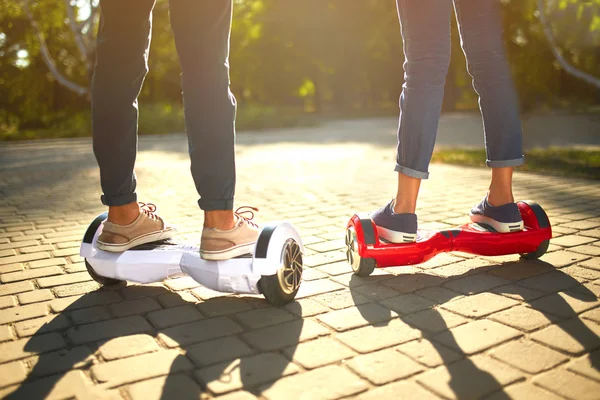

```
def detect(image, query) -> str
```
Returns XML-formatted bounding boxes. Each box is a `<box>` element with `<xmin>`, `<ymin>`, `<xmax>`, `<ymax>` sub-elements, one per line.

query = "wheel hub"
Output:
<box><xmin>278</xmin><ymin>239</ymin><xmax>303</xmax><ymax>295</ymax></box>
<box><xmin>345</xmin><ymin>227</ymin><xmax>361</xmax><ymax>272</ymax></box>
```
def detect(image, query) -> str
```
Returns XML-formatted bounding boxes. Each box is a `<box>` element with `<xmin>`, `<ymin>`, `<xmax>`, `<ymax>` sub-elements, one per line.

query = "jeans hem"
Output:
<box><xmin>101</xmin><ymin>193</ymin><xmax>137</xmax><ymax>207</ymax></box>
<box><xmin>394</xmin><ymin>164</ymin><xmax>429</xmax><ymax>179</ymax></box>
<box><xmin>486</xmin><ymin>157</ymin><xmax>525</xmax><ymax>168</ymax></box>
<box><xmin>198</xmin><ymin>198</ymin><xmax>234</xmax><ymax>211</ymax></box>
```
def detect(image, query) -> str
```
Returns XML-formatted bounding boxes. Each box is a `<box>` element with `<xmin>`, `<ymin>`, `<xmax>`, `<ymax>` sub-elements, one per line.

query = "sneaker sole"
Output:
<box><xmin>97</xmin><ymin>227</ymin><xmax>177</xmax><ymax>253</ymax></box>
<box><xmin>376</xmin><ymin>226</ymin><xmax>417</xmax><ymax>244</ymax></box>
<box><xmin>469</xmin><ymin>214</ymin><xmax>524</xmax><ymax>233</ymax></box>
<box><xmin>200</xmin><ymin>242</ymin><xmax>256</xmax><ymax>261</ymax></box>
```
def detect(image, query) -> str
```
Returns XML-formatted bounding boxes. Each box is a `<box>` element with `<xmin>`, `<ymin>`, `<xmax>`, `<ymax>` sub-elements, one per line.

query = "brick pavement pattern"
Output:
<box><xmin>0</xmin><ymin>125</ymin><xmax>599</xmax><ymax>399</ymax></box>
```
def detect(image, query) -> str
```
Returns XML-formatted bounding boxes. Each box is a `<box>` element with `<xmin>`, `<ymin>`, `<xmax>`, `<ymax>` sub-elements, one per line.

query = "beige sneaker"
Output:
<box><xmin>97</xmin><ymin>202</ymin><xmax>176</xmax><ymax>252</ymax></box>
<box><xmin>200</xmin><ymin>206</ymin><xmax>261</xmax><ymax>261</ymax></box>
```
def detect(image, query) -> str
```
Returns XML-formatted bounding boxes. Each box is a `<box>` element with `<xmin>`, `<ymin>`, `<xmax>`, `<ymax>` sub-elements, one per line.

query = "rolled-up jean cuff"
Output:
<box><xmin>198</xmin><ymin>198</ymin><xmax>234</xmax><ymax>211</ymax></box>
<box><xmin>394</xmin><ymin>164</ymin><xmax>429</xmax><ymax>180</ymax></box>
<box><xmin>101</xmin><ymin>193</ymin><xmax>137</xmax><ymax>206</ymax></box>
<box><xmin>486</xmin><ymin>157</ymin><xmax>525</xmax><ymax>168</ymax></box>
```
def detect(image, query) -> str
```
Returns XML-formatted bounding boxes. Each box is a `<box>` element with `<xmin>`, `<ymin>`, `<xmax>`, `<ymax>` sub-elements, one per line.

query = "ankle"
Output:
<box><xmin>107</xmin><ymin>202</ymin><xmax>140</xmax><ymax>225</ymax></box>
<box><xmin>204</xmin><ymin>210</ymin><xmax>236</xmax><ymax>230</ymax></box>
<box><xmin>393</xmin><ymin>198</ymin><xmax>416</xmax><ymax>214</ymax></box>
<box><xmin>487</xmin><ymin>190</ymin><xmax>514</xmax><ymax>207</ymax></box>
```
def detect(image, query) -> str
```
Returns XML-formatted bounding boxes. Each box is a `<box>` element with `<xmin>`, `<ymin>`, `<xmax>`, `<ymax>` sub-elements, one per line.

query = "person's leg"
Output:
<box><xmin>453</xmin><ymin>0</ymin><xmax>525</xmax><ymax>232</ymax></box>
<box><xmin>372</xmin><ymin>0</ymin><xmax>453</xmax><ymax>243</ymax></box>
<box><xmin>92</xmin><ymin>0</ymin><xmax>175</xmax><ymax>251</ymax></box>
<box><xmin>169</xmin><ymin>0</ymin><xmax>259</xmax><ymax>260</ymax></box>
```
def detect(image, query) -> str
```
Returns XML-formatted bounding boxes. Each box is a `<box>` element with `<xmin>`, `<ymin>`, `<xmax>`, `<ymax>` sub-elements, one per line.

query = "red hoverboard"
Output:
<box><xmin>345</xmin><ymin>201</ymin><xmax>552</xmax><ymax>277</ymax></box>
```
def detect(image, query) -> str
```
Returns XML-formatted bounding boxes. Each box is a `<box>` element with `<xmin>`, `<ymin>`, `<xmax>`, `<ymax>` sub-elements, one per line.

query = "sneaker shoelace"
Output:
<box><xmin>235</xmin><ymin>206</ymin><xmax>259</xmax><ymax>228</ymax></box>
<box><xmin>139</xmin><ymin>202</ymin><xmax>160</xmax><ymax>221</ymax></box>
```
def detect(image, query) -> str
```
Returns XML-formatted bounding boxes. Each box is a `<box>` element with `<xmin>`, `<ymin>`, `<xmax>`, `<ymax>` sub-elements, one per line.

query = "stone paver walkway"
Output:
<box><xmin>0</xmin><ymin>124</ymin><xmax>599</xmax><ymax>400</ymax></box>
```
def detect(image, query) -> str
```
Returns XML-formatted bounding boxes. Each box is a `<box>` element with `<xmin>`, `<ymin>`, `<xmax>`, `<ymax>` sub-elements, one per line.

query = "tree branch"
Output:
<box><xmin>64</xmin><ymin>0</ymin><xmax>89</xmax><ymax>60</ymax></box>
<box><xmin>22</xmin><ymin>0</ymin><xmax>89</xmax><ymax>96</ymax></box>
<box><xmin>537</xmin><ymin>0</ymin><xmax>600</xmax><ymax>89</ymax></box>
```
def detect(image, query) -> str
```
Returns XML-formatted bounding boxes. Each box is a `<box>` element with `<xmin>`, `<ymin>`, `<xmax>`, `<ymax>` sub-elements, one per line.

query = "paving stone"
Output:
<box><xmin>317</xmin><ymin>260</ymin><xmax>355</xmax><ymax>276</ymax></box>
<box><xmin>146</xmin><ymin>304</ymin><xmax>204</xmax><ymax>329</ymax></box>
<box><xmin>67</xmin><ymin>306</ymin><xmax>111</xmax><ymax>324</ymax></box>
<box><xmin>529</xmin><ymin>290</ymin><xmax>599</xmax><ymax>318</ymax></box>
<box><xmin>417</xmin><ymin>355</ymin><xmax>524</xmax><ymax>400</ymax></box>
<box><xmin>380</xmin><ymin>293</ymin><xmax>436</xmax><ymax>315</ymax></box>
<box><xmin>440</xmin><ymin>292</ymin><xmax>519</xmax><ymax>318</ymax></box>
<box><xmin>164</xmin><ymin>276</ymin><xmax>201</xmax><ymax>291</ymax></box>
<box><xmin>53</xmin><ymin>281</ymin><xmax>100</xmax><ymax>297</ymax></box>
<box><xmin>159</xmin><ymin>316</ymin><xmax>243</xmax><ymax>348</ymax></box>
<box><xmin>0</xmin><ymin>302</ymin><xmax>49</xmax><ymax>324</ymax></box>
<box><xmin>295</xmin><ymin>278</ymin><xmax>345</xmax><ymax>298</ymax></box>
<box><xmin>581</xmin><ymin>257</ymin><xmax>600</xmax><ymax>271</ymax></box>
<box><xmin>0</xmin><ymin>240</ymin><xmax>38</xmax><ymax>251</ymax></box>
<box><xmin>0</xmin><ymin>248</ymin><xmax>16</xmax><ymax>257</ymax></box>
<box><xmin>108</xmin><ymin>297</ymin><xmax>162</xmax><ymax>318</ymax></box>
<box><xmin>27</xmin><ymin>346</ymin><xmax>95</xmax><ymax>377</ymax></box>
<box><xmin>17</xmin><ymin>289</ymin><xmax>54</xmax><ymax>304</ymax></box>
<box><xmin>355</xmin><ymin>380</ymin><xmax>440</xmax><ymax>400</ymax></box>
<box><xmin>401</xmin><ymin>307</ymin><xmax>468</xmax><ymax>334</ymax></box>
<box><xmin>0</xmin><ymin>295</ymin><xmax>17</xmax><ymax>309</ymax></box>
<box><xmin>37</xmin><ymin>271</ymin><xmax>91</xmax><ymax>288</ymax></box>
<box><xmin>235</xmin><ymin>306</ymin><xmax>295</xmax><ymax>329</ymax></box>
<box><xmin>0</xmin><ymin>325</ymin><xmax>13</xmax><ymax>342</ymax></box>
<box><xmin>284</xmin><ymin>337</ymin><xmax>355</xmax><ymax>369</ymax></box>
<box><xmin>551</xmin><ymin>235</ymin><xmax>597</xmax><ymax>248</ymax></box>
<box><xmin>531</xmin><ymin>318</ymin><xmax>600</xmax><ymax>355</ymax></box>
<box><xmin>415</xmin><ymin>286</ymin><xmax>463</xmax><ymax>304</ymax></box>
<box><xmin>259</xmin><ymin>364</ymin><xmax>367</xmax><ymax>400</ymax></box>
<box><xmin>490</xmin><ymin>338</ymin><xmax>568</xmax><ymax>374</ymax></box>
<box><xmin>14</xmin><ymin>314</ymin><xmax>70</xmax><ymax>337</ymax></box>
<box><xmin>242</xmin><ymin>319</ymin><xmax>329</xmax><ymax>351</ymax></box>
<box><xmin>567</xmin><ymin>350</ymin><xmax>600</xmax><ymax>382</ymax></box>
<box><xmin>28</xmin><ymin>258</ymin><xmax>67</xmax><ymax>268</ymax></box>
<box><xmin>0</xmin><ymin>252</ymin><xmax>50</xmax><ymax>266</ymax></box>
<box><xmin>186</xmin><ymin>336</ymin><xmax>254</xmax><ymax>367</ymax></box>
<box><xmin>518</xmin><ymin>271</ymin><xmax>584</xmax><ymax>294</ymax></box>
<box><xmin>127</xmin><ymin>374</ymin><xmax>202</xmax><ymax>400</ymax></box>
<box><xmin>570</xmin><ymin>245</ymin><xmax>600</xmax><ymax>257</ymax></box>
<box><xmin>0</xmin><ymin>280</ymin><xmax>34</xmax><ymax>296</ymax></box>
<box><xmin>351</xmin><ymin>283</ymin><xmax>400</xmax><ymax>301</ymax></box>
<box><xmin>534</xmin><ymin>368</ymin><xmax>600</xmax><ymax>400</ymax></box>
<box><xmin>443</xmin><ymin>274</ymin><xmax>511</xmax><ymax>295</ymax></box>
<box><xmin>582</xmin><ymin>307</ymin><xmax>600</xmax><ymax>324</ymax></box>
<box><xmin>313</xmin><ymin>289</ymin><xmax>370</xmax><ymax>310</ymax></box>
<box><xmin>283</xmin><ymin>298</ymin><xmax>330</xmax><ymax>317</ymax></box>
<box><xmin>489</xmin><ymin>305</ymin><xmax>560</xmax><ymax>332</ymax></box>
<box><xmin>486</xmin><ymin>383</ymin><xmax>564</xmax><ymax>400</ymax></box>
<box><xmin>21</xmin><ymin>244</ymin><xmax>55</xmax><ymax>254</ymax></box>
<box><xmin>49</xmin><ymin>291</ymin><xmax>122</xmax><ymax>312</ymax></box>
<box><xmin>196</xmin><ymin>352</ymin><xmax>300</xmax><ymax>395</ymax></box>
<box><xmin>317</xmin><ymin>303</ymin><xmax>396</xmax><ymax>332</ymax></box>
<box><xmin>381</xmin><ymin>272</ymin><xmax>444</xmax><ymax>293</ymax></box>
<box><xmin>0</xmin><ymin>332</ymin><xmax>66</xmax><ymax>363</ymax></box>
<box><xmin>67</xmin><ymin>315</ymin><xmax>153</xmax><ymax>344</ymax></box>
<box><xmin>99</xmin><ymin>334</ymin><xmax>161</xmax><ymax>361</ymax></box>
<box><xmin>347</xmin><ymin>348</ymin><xmax>424</xmax><ymax>385</ymax></box>
<box><xmin>0</xmin><ymin>361</ymin><xmax>27</xmax><ymax>388</ymax></box>
<box><xmin>92</xmin><ymin>349</ymin><xmax>194</xmax><ymax>388</ymax></box>
<box><xmin>433</xmin><ymin>320</ymin><xmax>522</xmax><ymax>355</ymax></box>
<box><xmin>562</xmin><ymin>265</ymin><xmax>600</xmax><ymax>280</ymax></box>
<box><xmin>492</xmin><ymin>284</ymin><xmax>547</xmax><ymax>302</ymax></box>
<box><xmin>397</xmin><ymin>338</ymin><xmax>463</xmax><ymax>368</ymax></box>
<box><xmin>488</xmin><ymin>261</ymin><xmax>555</xmax><ymax>281</ymax></box>
<box><xmin>336</xmin><ymin>319</ymin><xmax>421</xmax><ymax>353</ymax></box>
<box><xmin>196</xmin><ymin>297</ymin><xmax>253</xmax><ymax>317</ymax></box>
<box><xmin>581</xmin><ymin>229</ymin><xmax>600</xmax><ymax>239</ymax></box>
<box><xmin>190</xmin><ymin>286</ymin><xmax>230</xmax><ymax>300</ymax></box>
<box><xmin>0</xmin><ymin>370</ymin><xmax>91</xmax><ymax>399</ymax></box>
<box><xmin>0</xmin><ymin>263</ymin><xmax>23</xmax><ymax>274</ymax></box>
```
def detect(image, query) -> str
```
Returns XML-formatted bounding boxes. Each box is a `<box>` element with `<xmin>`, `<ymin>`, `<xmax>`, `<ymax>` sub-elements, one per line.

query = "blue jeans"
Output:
<box><xmin>92</xmin><ymin>0</ymin><xmax>236</xmax><ymax>210</ymax></box>
<box><xmin>395</xmin><ymin>0</ymin><xmax>524</xmax><ymax>179</ymax></box>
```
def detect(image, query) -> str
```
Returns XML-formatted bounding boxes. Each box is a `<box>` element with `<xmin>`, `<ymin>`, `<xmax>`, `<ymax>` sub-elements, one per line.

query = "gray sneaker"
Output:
<box><xmin>200</xmin><ymin>207</ymin><xmax>261</xmax><ymax>260</ymax></box>
<box><xmin>469</xmin><ymin>196</ymin><xmax>524</xmax><ymax>233</ymax></box>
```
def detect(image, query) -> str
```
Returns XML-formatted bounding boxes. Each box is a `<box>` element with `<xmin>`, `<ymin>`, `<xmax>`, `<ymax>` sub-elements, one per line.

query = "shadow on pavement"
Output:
<box><xmin>350</xmin><ymin>258</ymin><xmax>599</xmax><ymax>399</ymax></box>
<box><xmin>5</xmin><ymin>285</ymin><xmax>303</xmax><ymax>399</ymax></box>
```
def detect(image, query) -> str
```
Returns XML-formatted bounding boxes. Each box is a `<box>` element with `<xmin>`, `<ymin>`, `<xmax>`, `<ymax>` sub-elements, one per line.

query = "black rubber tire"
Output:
<box><xmin>85</xmin><ymin>260</ymin><xmax>123</xmax><ymax>286</ymax></box>
<box><xmin>258</xmin><ymin>273</ymin><xmax>301</xmax><ymax>306</ymax></box>
<box><xmin>353</xmin><ymin>257</ymin><xmax>376</xmax><ymax>277</ymax></box>
<box><xmin>520</xmin><ymin>239</ymin><xmax>550</xmax><ymax>260</ymax></box>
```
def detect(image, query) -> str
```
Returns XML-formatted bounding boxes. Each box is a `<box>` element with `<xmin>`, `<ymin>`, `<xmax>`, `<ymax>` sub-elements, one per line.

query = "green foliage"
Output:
<box><xmin>1</xmin><ymin>0</ymin><xmax>600</xmax><ymax>140</ymax></box>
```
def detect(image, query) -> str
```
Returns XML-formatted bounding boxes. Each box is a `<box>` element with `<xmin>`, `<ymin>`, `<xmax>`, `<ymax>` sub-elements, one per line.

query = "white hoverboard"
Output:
<box><xmin>80</xmin><ymin>213</ymin><xmax>304</xmax><ymax>306</ymax></box>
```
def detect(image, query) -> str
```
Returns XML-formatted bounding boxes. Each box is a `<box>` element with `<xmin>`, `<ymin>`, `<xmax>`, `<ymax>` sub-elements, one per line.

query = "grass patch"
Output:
<box><xmin>0</xmin><ymin>103</ymin><xmax>319</xmax><ymax>141</ymax></box>
<box><xmin>432</xmin><ymin>148</ymin><xmax>600</xmax><ymax>180</ymax></box>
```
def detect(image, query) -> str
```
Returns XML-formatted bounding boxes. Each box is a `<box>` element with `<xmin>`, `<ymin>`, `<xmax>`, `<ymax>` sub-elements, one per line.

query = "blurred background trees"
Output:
<box><xmin>1</xmin><ymin>0</ymin><xmax>599</xmax><ymax>139</ymax></box>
